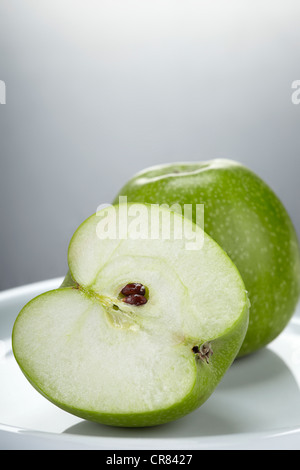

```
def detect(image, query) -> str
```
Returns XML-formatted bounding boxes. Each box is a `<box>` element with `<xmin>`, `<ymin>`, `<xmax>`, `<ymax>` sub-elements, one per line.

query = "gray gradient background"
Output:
<box><xmin>0</xmin><ymin>0</ymin><xmax>299</xmax><ymax>290</ymax></box>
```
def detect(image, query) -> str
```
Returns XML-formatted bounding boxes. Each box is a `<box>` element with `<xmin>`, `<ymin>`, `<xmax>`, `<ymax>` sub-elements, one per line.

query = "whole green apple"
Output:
<box><xmin>12</xmin><ymin>204</ymin><xmax>249</xmax><ymax>426</ymax></box>
<box><xmin>114</xmin><ymin>159</ymin><xmax>300</xmax><ymax>357</ymax></box>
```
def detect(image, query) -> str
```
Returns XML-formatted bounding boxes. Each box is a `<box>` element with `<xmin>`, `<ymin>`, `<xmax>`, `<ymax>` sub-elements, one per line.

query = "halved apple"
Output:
<box><xmin>12</xmin><ymin>204</ymin><xmax>249</xmax><ymax>427</ymax></box>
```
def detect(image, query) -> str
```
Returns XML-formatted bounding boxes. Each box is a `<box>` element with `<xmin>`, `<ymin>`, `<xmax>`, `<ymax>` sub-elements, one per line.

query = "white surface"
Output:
<box><xmin>0</xmin><ymin>278</ymin><xmax>300</xmax><ymax>450</ymax></box>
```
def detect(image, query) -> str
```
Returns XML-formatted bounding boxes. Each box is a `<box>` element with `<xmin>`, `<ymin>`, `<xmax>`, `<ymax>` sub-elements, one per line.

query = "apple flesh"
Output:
<box><xmin>114</xmin><ymin>160</ymin><xmax>300</xmax><ymax>356</ymax></box>
<box><xmin>12</xmin><ymin>204</ymin><xmax>249</xmax><ymax>427</ymax></box>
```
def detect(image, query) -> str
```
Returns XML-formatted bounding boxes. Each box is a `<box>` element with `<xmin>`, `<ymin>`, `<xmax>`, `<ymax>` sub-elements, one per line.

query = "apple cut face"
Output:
<box><xmin>12</xmin><ymin>204</ymin><xmax>249</xmax><ymax>427</ymax></box>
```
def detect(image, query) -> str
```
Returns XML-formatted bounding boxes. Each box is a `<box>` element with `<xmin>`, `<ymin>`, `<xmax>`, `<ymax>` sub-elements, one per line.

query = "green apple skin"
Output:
<box><xmin>114</xmin><ymin>160</ymin><xmax>300</xmax><ymax>357</ymax></box>
<box><xmin>13</xmin><ymin>289</ymin><xmax>248</xmax><ymax>427</ymax></box>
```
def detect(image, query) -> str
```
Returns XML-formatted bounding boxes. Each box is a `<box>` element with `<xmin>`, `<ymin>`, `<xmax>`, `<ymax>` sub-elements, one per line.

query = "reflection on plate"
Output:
<box><xmin>0</xmin><ymin>278</ymin><xmax>300</xmax><ymax>449</ymax></box>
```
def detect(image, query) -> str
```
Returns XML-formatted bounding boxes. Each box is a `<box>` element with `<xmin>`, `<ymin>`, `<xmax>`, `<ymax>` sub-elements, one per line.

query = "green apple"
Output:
<box><xmin>114</xmin><ymin>160</ymin><xmax>300</xmax><ymax>357</ymax></box>
<box><xmin>12</xmin><ymin>203</ymin><xmax>249</xmax><ymax>427</ymax></box>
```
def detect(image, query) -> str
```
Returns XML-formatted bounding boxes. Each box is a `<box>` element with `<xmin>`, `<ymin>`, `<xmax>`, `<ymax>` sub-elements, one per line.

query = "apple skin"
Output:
<box><xmin>113</xmin><ymin>159</ymin><xmax>300</xmax><ymax>357</ymax></box>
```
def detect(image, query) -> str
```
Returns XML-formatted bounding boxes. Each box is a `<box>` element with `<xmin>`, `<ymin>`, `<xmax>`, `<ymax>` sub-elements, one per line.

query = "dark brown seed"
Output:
<box><xmin>121</xmin><ymin>283</ymin><xmax>146</xmax><ymax>296</ymax></box>
<box><xmin>122</xmin><ymin>294</ymin><xmax>147</xmax><ymax>306</ymax></box>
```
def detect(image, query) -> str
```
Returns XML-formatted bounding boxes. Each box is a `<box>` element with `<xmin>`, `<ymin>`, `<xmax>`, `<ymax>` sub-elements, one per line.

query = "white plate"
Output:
<box><xmin>0</xmin><ymin>278</ymin><xmax>300</xmax><ymax>450</ymax></box>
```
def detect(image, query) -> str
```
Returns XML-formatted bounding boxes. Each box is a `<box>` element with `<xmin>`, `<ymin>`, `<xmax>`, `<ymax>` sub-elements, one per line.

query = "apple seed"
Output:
<box><xmin>122</xmin><ymin>294</ymin><xmax>147</xmax><ymax>306</ymax></box>
<box><xmin>121</xmin><ymin>283</ymin><xmax>146</xmax><ymax>296</ymax></box>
